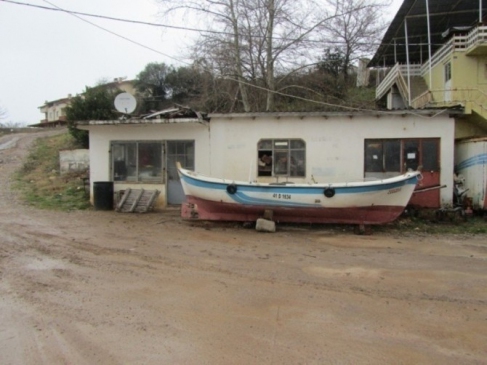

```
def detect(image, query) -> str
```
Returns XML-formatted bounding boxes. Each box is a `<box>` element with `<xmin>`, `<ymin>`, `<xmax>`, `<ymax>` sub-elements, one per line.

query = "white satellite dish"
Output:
<box><xmin>114</xmin><ymin>92</ymin><xmax>137</xmax><ymax>114</ymax></box>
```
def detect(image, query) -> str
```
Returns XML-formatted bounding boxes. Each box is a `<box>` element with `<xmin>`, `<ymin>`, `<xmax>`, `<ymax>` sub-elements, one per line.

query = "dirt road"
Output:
<box><xmin>0</xmin><ymin>129</ymin><xmax>486</xmax><ymax>364</ymax></box>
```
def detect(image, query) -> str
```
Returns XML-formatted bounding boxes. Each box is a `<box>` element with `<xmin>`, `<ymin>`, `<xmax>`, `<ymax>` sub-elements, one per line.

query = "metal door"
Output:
<box><xmin>407</xmin><ymin>139</ymin><xmax>441</xmax><ymax>208</ymax></box>
<box><xmin>166</xmin><ymin>141</ymin><xmax>195</xmax><ymax>205</ymax></box>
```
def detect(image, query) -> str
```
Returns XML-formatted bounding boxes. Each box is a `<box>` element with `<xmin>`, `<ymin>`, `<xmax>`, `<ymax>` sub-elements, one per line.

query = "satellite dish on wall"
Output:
<box><xmin>114</xmin><ymin>92</ymin><xmax>137</xmax><ymax>114</ymax></box>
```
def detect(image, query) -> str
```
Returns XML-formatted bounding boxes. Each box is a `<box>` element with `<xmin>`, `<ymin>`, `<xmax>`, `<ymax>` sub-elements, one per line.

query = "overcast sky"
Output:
<box><xmin>0</xmin><ymin>0</ymin><xmax>403</xmax><ymax>125</ymax></box>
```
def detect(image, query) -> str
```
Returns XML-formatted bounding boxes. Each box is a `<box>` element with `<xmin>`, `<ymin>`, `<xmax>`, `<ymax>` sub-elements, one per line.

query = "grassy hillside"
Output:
<box><xmin>15</xmin><ymin>132</ymin><xmax>91</xmax><ymax>211</ymax></box>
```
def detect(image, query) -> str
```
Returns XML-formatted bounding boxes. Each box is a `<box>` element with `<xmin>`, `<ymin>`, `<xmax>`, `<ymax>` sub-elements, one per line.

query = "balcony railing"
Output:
<box><xmin>376</xmin><ymin>64</ymin><xmax>400</xmax><ymax>100</ymax></box>
<box><xmin>410</xmin><ymin>90</ymin><xmax>432</xmax><ymax>109</ymax></box>
<box><xmin>376</xmin><ymin>63</ymin><xmax>422</xmax><ymax>101</ymax></box>
<box><xmin>466</xmin><ymin>26</ymin><xmax>487</xmax><ymax>53</ymax></box>
<box><xmin>400</xmin><ymin>64</ymin><xmax>421</xmax><ymax>76</ymax></box>
<box><xmin>420</xmin><ymin>25</ymin><xmax>487</xmax><ymax>74</ymax></box>
<box><xmin>376</xmin><ymin>25</ymin><xmax>487</xmax><ymax>106</ymax></box>
<box><xmin>424</xmin><ymin>88</ymin><xmax>487</xmax><ymax>117</ymax></box>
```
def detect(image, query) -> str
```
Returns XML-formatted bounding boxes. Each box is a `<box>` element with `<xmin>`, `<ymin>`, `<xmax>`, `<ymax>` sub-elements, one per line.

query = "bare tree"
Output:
<box><xmin>250</xmin><ymin>0</ymin><xmax>321</xmax><ymax>111</ymax></box>
<box><xmin>156</xmin><ymin>0</ymin><xmax>388</xmax><ymax>111</ymax></box>
<box><xmin>157</xmin><ymin>0</ymin><xmax>324</xmax><ymax>111</ymax></box>
<box><xmin>157</xmin><ymin>0</ymin><xmax>253</xmax><ymax>111</ymax></box>
<box><xmin>320</xmin><ymin>0</ymin><xmax>389</xmax><ymax>83</ymax></box>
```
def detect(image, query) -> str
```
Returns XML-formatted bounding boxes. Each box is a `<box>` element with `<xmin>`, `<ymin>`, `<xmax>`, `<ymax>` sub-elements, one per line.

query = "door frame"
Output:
<box><xmin>166</xmin><ymin>140</ymin><xmax>195</xmax><ymax>205</ymax></box>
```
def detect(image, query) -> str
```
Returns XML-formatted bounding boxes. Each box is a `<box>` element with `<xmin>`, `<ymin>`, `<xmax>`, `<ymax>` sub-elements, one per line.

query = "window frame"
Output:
<box><xmin>110</xmin><ymin>140</ymin><xmax>165</xmax><ymax>183</ymax></box>
<box><xmin>364</xmin><ymin>138</ymin><xmax>440</xmax><ymax>176</ymax></box>
<box><xmin>257</xmin><ymin>138</ymin><xmax>306</xmax><ymax>177</ymax></box>
<box><xmin>444</xmin><ymin>62</ymin><xmax>452</xmax><ymax>82</ymax></box>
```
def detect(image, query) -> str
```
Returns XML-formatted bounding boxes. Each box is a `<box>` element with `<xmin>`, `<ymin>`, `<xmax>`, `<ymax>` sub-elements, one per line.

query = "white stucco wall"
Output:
<box><xmin>86</xmin><ymin>122</ymin><xmax>210</xmax><ymax>207</ymax></box>
<box><xmin>85</xmin><ymin>112</ymin><xmax>455</xmax><ymax>208</ymax></box>
<box><xmin>208</xmin><ymin>113</ymin><xmax>455</xmax><ymax>206</ymax></box>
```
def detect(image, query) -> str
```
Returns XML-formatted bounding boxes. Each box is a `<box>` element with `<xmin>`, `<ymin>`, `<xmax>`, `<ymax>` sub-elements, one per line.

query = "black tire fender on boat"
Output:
<box><xmin>324</xmin><ymin>187</ymin><xmax>335</xmax><ymax>198</ymax></box>
<box><xmin>226</xmin><ymin>184</ymin><xmax>238</xmax><ymax>194</ymax></box>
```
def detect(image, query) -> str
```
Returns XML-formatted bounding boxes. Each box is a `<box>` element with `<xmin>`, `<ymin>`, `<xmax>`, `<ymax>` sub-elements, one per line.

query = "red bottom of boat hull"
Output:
<box><xmin>181</xmin><ymin>196</ymin><xmax>406</xmax><ymax>225</ymax></box>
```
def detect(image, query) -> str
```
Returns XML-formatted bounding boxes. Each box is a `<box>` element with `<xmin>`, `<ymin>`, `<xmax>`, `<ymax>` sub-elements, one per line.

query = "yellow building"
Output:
<box><xmin>370</xmin><ymin>0</ymin><xmax>487</xmax><ymax>140</ymax></box>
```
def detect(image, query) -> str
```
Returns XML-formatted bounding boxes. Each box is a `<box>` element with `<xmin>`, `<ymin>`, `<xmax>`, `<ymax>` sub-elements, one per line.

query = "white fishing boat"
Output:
<box><xmin>177</xmin><ymin>163</ymin><xmax>421</xmax><ymax>225</ymax></box>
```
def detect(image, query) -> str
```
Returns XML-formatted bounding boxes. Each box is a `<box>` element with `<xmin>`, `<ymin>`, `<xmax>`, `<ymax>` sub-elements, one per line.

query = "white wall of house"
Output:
<box><xmin>209</xmin><ymin>113</ymin><xmax>455</xmax><ymax>206</ymax></box>
<box><xmin>85</xmin><ymin>111</ymin><xmax>456</xmax><ymax>208</ymax></box>
<box><xmin>87</xmin><ymin>122</ymin><xmax>210</xmax><ymax>207</ymax></box>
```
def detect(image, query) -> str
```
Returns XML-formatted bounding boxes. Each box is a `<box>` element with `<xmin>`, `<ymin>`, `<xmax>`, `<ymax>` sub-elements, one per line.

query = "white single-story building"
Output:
<box><xmin>77</xmin><ymin>108</ymin><xmax>458</xmax><ymax>210</ymax></box>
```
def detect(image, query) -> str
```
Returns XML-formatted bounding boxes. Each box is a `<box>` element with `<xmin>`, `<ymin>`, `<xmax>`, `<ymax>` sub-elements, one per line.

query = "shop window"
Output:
<box><xmin>257</xmin><ymin>139</ymin><xmax>305</xmax><ymax>177</ymax></box>
<box><xmin>384</xmin><ymin>140</ymin><xmax>401</xmax><ymax>171</ymax></box>
<box><xmin>365</xmin><ymin>140</ymin><xmax>400</xmax><ymax>173</ymax></box>
<box><xmin>364</xmin><ymin>138</ymin><xmax>439</xmax><ymax>176</ymax></box>
<box><xmin>111</xmin><ymin>141</ymin><xmax>163</xmax><ymax>182</ymax></box>
<box><xmin>364</xmin><ymin>141</ymin><xmax>384</xmax><ymax>172</ymax></box>
<box><xmin>422</xmin><ymin>140</ymin><xmax>439</xmax><ymax>171</ymax></box>
<box><xmin>404</xmin><ymin>140</ymin><xmax>419</xmax><ymax>171</ymax></box>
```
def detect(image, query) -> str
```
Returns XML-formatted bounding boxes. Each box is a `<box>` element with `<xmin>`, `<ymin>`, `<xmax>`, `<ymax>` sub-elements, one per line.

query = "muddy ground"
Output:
<box><xmin>0</xmin><ymin>129</ymin><xmax>486</xmax><ymax>364</ymax></box>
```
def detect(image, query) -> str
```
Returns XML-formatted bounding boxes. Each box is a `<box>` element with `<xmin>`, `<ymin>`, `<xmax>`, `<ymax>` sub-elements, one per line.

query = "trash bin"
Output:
<box><xmin>93</xmin><ymin>181</ymin><xmax>114</xmax><ymax>210</ymax></box>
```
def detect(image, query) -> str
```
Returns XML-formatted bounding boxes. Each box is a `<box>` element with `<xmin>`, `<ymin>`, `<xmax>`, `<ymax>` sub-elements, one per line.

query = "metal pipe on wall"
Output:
<box><xmin>405</xmin><ymin>18</ymin><xmax>411</xmax><ymax>107</ymax></box>
<box><xmin>394</xmin><ymin>39</ymin><xmax>397</xmax><ymax>64</ymax></box>
<box><xmin>480</xmin><ymin>0</ymin><xmax>483</xmax><ymax>23</ymax></box>
<box><xmin>426</xmin><ymin>0</ymin><xmax>432</xmax><ymax>87</ymax></box>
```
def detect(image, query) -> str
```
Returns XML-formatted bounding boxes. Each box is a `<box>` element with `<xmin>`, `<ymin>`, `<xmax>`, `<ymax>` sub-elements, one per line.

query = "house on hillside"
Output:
<box><xmin>34</xmin><ymin>95</ymin><xmax>72</xmax><ymax>128</ymax></box>
<box><xmin>369</xmin><ymin>0</ymin><xmax>487</xmax><ymax>210</ymax></box>
<box><xmin>102</xmin><ymin>77</ymin><xmax>137</xmax><ymax>95</ymax></box>
<box><xmin>33</xmin><ymin>77</ymin><xmax>136</xmax><ymax>128</ymax></box>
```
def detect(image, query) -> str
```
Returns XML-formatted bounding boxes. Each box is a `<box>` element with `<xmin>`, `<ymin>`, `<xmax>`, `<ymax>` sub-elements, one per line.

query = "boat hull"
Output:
<box><xmin>177</xmin><ymin>166</ymin><xmax>420</xmax><ymax>225</ymax></box>
<box><xmin>182</xmin><ymin>197</ymin><xmax>407</xmax><ymax>224</ymax></box>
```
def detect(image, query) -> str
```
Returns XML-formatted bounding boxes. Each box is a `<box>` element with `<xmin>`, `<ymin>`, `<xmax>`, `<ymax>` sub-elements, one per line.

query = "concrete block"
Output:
<box><xmin>255</xmin><ymin>218</ymin><xmax>276</xmax><ymax>233</ymax></box>
<box><xmin>59</xmin><ymin>149</ymin><xmax>90</xmax><ymax>174</ymax></box>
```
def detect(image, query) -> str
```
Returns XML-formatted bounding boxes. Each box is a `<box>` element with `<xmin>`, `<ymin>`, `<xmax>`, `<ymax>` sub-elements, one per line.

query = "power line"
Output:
<box><xmin>0</xmin><ymin>0</ymin><xmax>384</xmax><ymax>46</ymax></box>
<box><xmin>39</xmin><ymin>0</ymin><xmax>190</xmax><ymax>65</ymax></box>
<box><xmin>0</xmin><ymin>0</ymin><xmax>231</xmax><ymax>36</ymax></box>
